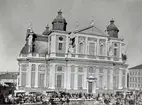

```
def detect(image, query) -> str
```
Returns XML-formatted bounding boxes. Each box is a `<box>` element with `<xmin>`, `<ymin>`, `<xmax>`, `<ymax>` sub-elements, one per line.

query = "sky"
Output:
<box><xmin>0</xmin><ymin>0</ymin><xmax>142</xmax><ymax>72</ymax></box>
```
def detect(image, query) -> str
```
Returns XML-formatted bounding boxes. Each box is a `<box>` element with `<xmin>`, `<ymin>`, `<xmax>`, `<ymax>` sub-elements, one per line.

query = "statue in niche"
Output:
<box><xmin>107</xmin><ymin>41</ymin><xmax>113</xmax><ymax>56</ymax></box>
<box><xmin>28</xmin><ymin>35</ymin><xmax>33</xmax><ymax>53</ymax></box>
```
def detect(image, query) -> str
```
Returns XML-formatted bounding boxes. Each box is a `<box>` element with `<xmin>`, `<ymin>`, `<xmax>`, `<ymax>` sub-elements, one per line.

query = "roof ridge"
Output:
<box><xmin>129</xmin><ymin>64</ymin><xmax>142</xmax><ymax>69</ymax></box>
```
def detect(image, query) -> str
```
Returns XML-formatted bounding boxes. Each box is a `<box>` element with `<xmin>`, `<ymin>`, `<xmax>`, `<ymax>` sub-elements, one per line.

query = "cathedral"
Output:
<box><xmin>17</xmin><ymin>10</ymin><xmax>128</xmax><ymax>93</ymax></box>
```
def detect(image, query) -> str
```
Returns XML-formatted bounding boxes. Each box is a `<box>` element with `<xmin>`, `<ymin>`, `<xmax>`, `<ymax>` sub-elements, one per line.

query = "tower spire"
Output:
<box><xmin>91</xmin><ymin>16</ymin><xmax>94</xmax><ymax>26</ymax></box>
<box><xmin>75</xmin><ymin>21</ymin><xmax>79</xmax><ymax>31</ymax></box>
<box><xmin>28</xmin><ymin>21</ymin><xmax>33</xmax><ymax>33</ymax></box>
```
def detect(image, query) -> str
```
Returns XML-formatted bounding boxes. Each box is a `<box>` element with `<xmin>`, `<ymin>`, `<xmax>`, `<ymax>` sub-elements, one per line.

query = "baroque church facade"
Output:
<box><xmin>17</xmin><ymin>10</ymin><xmax>128</xmax><ymax>93</ymax></box>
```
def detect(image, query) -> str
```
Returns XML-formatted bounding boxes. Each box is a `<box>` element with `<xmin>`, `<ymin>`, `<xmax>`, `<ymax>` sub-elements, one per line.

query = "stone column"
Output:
<box><xmin>74</xmin><ymin>66</ymin><xmax>78</xmax><ymax>90</ymax></box>
<box><xmin>64</xmin><ymin>65</ymin><xmax>67</xmax><ymax>89</ymax></box>
<box><xmin>104</xmin><ymin>68</ymin><xmax>108</xmax><ymax>90</ymax></box>
<box><xmin>49</xmin><ymin>64</ymin><xmax>55</xmax><ymax>89</ymax></box>
<box><xmin>85</xmin><ymin>37</ymin><xmax>88</xmax><ymax>58</ymax></box>
<box><xmin>109</xmin><ymin>68</ymin><xmax>113</xmax><ymax>90</ymax></box>
<box><xmin>65</xmin><ymin>36</ymin><xmax>69</xmax><ymax>54</ymax></box>
<box><xmin>118</xmin><ymin>69</ymin><xmax>122</xmax><ymax>89</ymax></box>
<box><xmin>96</xmin><ymin>67</ymin><xmax>100</xmax><ymax>89</ymax></box>
<box><xmin>97</xmin><ymin>38</ymin><xmax>100</xmax><ymax>58</ymax></box>
<box><xmin>119</xmin><ymin>42</ymin><xmax>122</xmax><ymax>58</ymax></box>
<box><xmin>27</xmin><ymin>63</ymin><xmax>31</xmax><ymax>87</ymax></box>
<box><xmin>92</xmin><ymin>81</ymin><xmax>97</xmax><ymax>94</ymax></box>
<box><xmin>19</xmin><ymin>64</ymin><xmax>22</xmax><ymax>87</ymax></box>
<box><xmin>83</xmin><ymin>67</ymin><xmax>87</xmax><ymax>90</ymax></box>
<box><xmin>66</xmin><ymin>65</ymin><xmax>71</xmax><ymax>89</ymax></box>
<box><xmin>35</xmin><ymin>64</ymin><xmax>38</xmax><ymax>88</ymax></box>
<box><xmin>125</xmin><ymin>69</ymin><xmax>128</xmax><ymax>88</ymax></box>
<box><xmin>46</xmin><ymin>65</ymin><xmax>49</xmax><ymax>88</ymax></box>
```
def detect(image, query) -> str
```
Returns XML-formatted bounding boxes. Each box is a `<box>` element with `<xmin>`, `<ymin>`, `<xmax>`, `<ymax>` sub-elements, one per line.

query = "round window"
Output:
<box><xmin>59</xmin><ymin>37</ymin><xmax>63</xmax><ymax>41</ymax></box>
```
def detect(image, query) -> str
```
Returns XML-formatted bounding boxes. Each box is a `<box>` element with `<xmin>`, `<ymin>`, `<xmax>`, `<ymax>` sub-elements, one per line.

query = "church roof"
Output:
<box><xmin>129</xmin><ymin>64</ymin><xmax>142</xmax><ymax>70</ymax></box>
<box><xmin>75</xmin><ymin>24</ymin><xmax>107</xmax><ymax>36</ymax></box>
<box><xmin>52</xmin><ymin>9</ymin><xmax>67</xmax><ymax>24</ymax></box>
<box><xmin>107</xmin><ymin>19</ymin><xmax>119</xmax><ymax>32</ymax></box>
<box><xmin>20</xmin><ymin>43</ymin><xmax>29</xmax><ymax>54</ymax></box>
<box><xmin>42</xmin><ymin>25</ymin><xmax>50</xmax><ymax>35</ymax></box>
<box><xmin>0</xmin><ymin>72</ymin><xmax>18</xmax><ymax>80</ymax></box>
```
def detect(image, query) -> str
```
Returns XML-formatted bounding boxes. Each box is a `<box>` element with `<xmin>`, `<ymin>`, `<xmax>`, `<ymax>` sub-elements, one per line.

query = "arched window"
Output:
<box><xmin>79</xmin><ymin>42</ymin><xmax>84</xmax><ymax>54</ymax></box>
<box><xmin>70</xmin><ymin>66</ymin><xmax>75</xmax><ymax>89</ymax></box>
<box><xmin>21</xmin><ymin>64</ymin><xmax>28</xmax><ymax>87</ymax></box>
<box><xmin>100</xmin><ymin>44</ymin><xmax>104</xmax><ymax>55</ymax></box>
<box><xmin>114</xmin><ymin>48</ymin><xmax>117</xmax><ymax>56</ymax></box>
<box><xmin>89</xmin><ymin>42</ymin><xmax>95</xmax><ymax>55</ymax></box>
<box><xmin>38</xmin><ymin>65</ymin><xmax>45</xmax><ymax>87</ymax></box>
<box><xmin>56</xmin><ymin>65</ymin><xmax>64</xmax><ymax>88</ymax></box>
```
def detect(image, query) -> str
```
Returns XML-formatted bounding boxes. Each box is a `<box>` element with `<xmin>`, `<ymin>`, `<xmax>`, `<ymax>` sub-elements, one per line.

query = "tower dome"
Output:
<box><xmin>107</xmin><ymin>19</ymin><xmax>119</xmax><ymax>38</ymax></box>
<box><xmin>52</xmin><ymin>9</ymin><xmax>67</xmax><ymax>31</ymax></box>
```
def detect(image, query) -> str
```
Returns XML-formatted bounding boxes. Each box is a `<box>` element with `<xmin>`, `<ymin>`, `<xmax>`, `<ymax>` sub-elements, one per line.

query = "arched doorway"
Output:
<box><xmin>87</xmin><ymin>76</ymin><xmax>97</xmax><ymax>94</ymax></box>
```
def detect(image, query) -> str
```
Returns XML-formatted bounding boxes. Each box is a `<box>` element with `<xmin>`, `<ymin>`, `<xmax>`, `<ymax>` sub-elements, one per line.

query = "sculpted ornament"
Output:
<box><xmin>107</xmin><ymin>41</ymin><xmax>113</xmax><ymax>56</ymax></box>
<box><xmin>28</xmin><ymin>35</ymin><xmax>33</xmax><ymax>53</ymax></box>
<box><xmin>78</xmin><ymin>36</ymin><xmax>85</xmax><ymax>43</ymax></box>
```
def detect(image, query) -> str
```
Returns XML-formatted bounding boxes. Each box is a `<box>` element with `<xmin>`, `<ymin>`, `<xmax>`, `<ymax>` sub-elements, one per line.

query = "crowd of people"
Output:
<box><xmin>0</xmin><ymin>90</ymin><xmax>142</xmax><ymax>105</ymax></box>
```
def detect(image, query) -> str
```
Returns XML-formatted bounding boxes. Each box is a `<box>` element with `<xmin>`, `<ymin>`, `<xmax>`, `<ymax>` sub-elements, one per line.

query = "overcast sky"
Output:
<box><xmin>0</xmin><ymin>0</ymin><xmax>141</xmax><ymax>72</ymax></box>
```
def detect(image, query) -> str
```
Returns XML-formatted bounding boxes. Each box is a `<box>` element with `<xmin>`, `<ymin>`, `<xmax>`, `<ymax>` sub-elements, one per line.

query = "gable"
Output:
<box><xmin>76</xmin><ymin>25</ymin><xmax>106</xmax><ymax>36</ymax></box>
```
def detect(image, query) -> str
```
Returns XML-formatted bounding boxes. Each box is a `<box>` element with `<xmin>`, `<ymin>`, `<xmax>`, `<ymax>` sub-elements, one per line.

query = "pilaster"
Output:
<box><xmin>125</xmin><ymin>69</ymin><xmax>128</xmax><ymax>88</ymax></box>
<box><xmin>84</xmin><ymin>67</ymin><xmax>87</xmax><ymax>89</ymax></box>
<box><xmin>97</xmin><ymin>38</ymin><xmax>100</xmax><ymax>56</ymax></box>
<box><xmin>74</xmin><ymin>66</ymin><xmax>78</xmax><ymax>90</ymax></box>
<box><xmin>50</xmin><ymin>35</ymin><xmax>56</xmax><ymax>57</ymax></box>
<box><xmin>109</xmin><ymin>68</ymin><xmax>113</xmax><ymax>90</ymax></box>
<box><xmin>66</xmin><ymin>65</ymin><xmax>71</xmax><ymax>89</ymax></box>
<box><xmin>26</xmin><ymin>63</ymin><xmax>31</xmax><ymax>88</ymax></box>
<box><xmin>34</xmin><ymin>64</ymin><xmax>38</xmax><ymax>88</ymax></box>
<box><xmin>104</xmin><ymin>68</ymin><xmax>108</xmax><ymax>90</ymax></box>
<box><xmin>64</xmin><ymin>65</ymin><xmax>67</xmax><ymax>89</ymax></box>
<box><xmin>49</xmin><ymin>64</ymin><xmax>55</xmax><ymax>89</ymax></box>
<box><xmin>85</xmin><ymin>37</ymin><xmax>88</xmax><ymax>58</ymax></box>
<box><xmin>96</xmin><ymin>67</ymin><xmax>99</xmax><ymax>89</ymax></box>
<box><xmin>118</xmin><ymin>69</ymin><xmax>122</xmax><ymax>89</ymax></box>
<box><xmin>19</xmin><ymin>64</ymin><xmax>22</xmax><ymax>86</ymax></box>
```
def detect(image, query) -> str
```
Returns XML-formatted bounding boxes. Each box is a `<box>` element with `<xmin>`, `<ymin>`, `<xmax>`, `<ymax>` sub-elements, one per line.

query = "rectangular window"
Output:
<box><xmin>71</xmin><ymin>66</ymin><xmax>75</xmax><ymax>72</ymax></box>
<box><xmin>21</xmin><ymin>65</ymin><xmax>27</xmax><ymax>71</ymax></box>
<box><xmin>99</xmin><ymin>68</ymin><xmax>103</xmax><ymax>73</ymax></box>
<box><xmin>100</xmin><ymin>45</ymin><xmax>104</xmax><ymax>55</ymax></box>
<box><xmin>99</xmin><ymin>75</ymin><xmax>103</xmax><ymax>89</ymax></box>
<box><xmin>79</xmin><ymin>43</ymin><xmax>84</xmax><ymax>54</ymax></box>
<box><xmin>56</xmin><ymin>74</ymin><xmax>62</xmax><ymax>88</ymax></box>
<box><xmin>107</xmin><ymin>74</ymin><xmax>110</xmax><ymax>89</ymax></box>
<box><xmin>89</xmin><ymin>43</ymin><xmax>95</xmax><ymax>55</ymax></box>
<box><xmin>78</xmin><ymin>67</ymin><xmax>83</xmax><ymax>72</ymax></box>
<box><xmin>57</xmin><ymin>66</ymin><xmax>63</xmax><ymax>72</ymax></box>
<box><xmin>21</xmin><ymin>72</ymin><xmax>26</xmax><ymax>86</ymax></box>
<box><xmin>58</xmin><ymin>43</ymin><xmax>63</xmax><ymax>50</ymax></box>
<box><xmin>122</xmin><ymin>76</ymin><xmax>125</xmax><ymax>88</ymax></box>
<box><xmin>70</xmin><ymin>73</ymin><xmax>74</xmax><ymax>89</ymax></box>
<box><xmin>38</xmin><ymin>73</ymin><xmax>45</xmax><ymax>87</ymax></box>
<box><xmin>78</xmin><ymin>75</ymin><xmax>83</xmax><ymax>89</ymax></box>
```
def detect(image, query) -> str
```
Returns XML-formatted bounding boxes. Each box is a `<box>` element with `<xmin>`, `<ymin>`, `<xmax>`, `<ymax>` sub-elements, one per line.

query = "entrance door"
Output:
<box><xmin>88</xmin><ymin>82</ymin><xmax>93</xmax><ymax>93</ymax></box>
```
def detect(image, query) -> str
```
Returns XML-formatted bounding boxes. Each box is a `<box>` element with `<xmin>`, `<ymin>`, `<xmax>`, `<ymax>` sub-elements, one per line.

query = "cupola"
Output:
<box><xmin>107</xmin><ymin>19</ymin><xmax>119</xmax><ymax>38</ymax></box>
<box><xmin>52</xmin><ymin>9</ymin><xmax>67</xmax><ymax>31</ymax></box>
<box><xmin>42</xmin><ymin>24</ymin><xmax>50</xmax><ymax>35</ymax></box>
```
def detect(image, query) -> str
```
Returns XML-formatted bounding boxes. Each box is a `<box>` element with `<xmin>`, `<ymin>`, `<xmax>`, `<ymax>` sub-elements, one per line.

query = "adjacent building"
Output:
<box><xmin>17</xmin><ymin>10</ymin><xmax>128</xmax><ymax>93</ymax></box>
<box><xmin>129</xmin><ymin>64</ymin><xmax>142</xmax><ymax>90</ymax></box>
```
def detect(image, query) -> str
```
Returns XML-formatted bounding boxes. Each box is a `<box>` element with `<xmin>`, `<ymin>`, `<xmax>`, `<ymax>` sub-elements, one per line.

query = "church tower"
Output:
<box><xmin>52</xmin><ymin>9</ymin><xmax>67</xmax><ymax>31</ymax></box>
<box><xmin>107</xmin><ymin>19</ymin><xmax>119</xmax><ymax>38</ymax></box>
